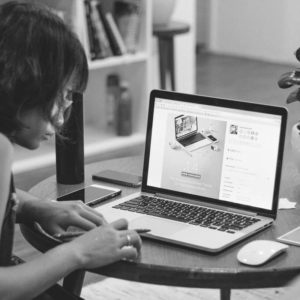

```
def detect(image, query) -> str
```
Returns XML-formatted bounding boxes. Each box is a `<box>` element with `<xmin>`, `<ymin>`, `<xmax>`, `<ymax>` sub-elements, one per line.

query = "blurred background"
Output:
<box><xmin>9</xmin><ymin>0</ymin><xmax>299</xmax><ymax>193</ymax></box>
<box><xmin>10</xmin><ymin>1</ymin><xmax>300</xmax><ymax>295</ymax></box>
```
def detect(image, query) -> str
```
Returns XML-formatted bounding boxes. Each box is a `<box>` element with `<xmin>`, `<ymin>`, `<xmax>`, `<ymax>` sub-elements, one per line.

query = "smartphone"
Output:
<box><xmin>56</xmin><ymin>184</ymin><xmax>121</xmax><ymax>207</ymax></box>
<box><xmin>92</xmin><ymin>169</ymin><xmax>142</xmax><ymax>187</ymax></box>
<box><xmin>207</xmin><ymin>134</ymin><xmax>218</xmax><ymax>143</ymax></box>
<box><xmin>277</xmin><ymin>226</ymin><xmax>300</xmax><ymax>246</ymax></box>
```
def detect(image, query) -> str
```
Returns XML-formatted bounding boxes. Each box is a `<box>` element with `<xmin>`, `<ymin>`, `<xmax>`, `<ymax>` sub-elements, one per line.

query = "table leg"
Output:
<box><xmin>158</xmin><ymin>38</ymin><xmax>168</xmax><ymax>90</ymax></box>
<box><xmin>168</xmin><ymin>37</ymin><xmax>175</xmax><ymax>91</ymax></box>
<box><xmin>220</xmin><ymin>288</ymin><xmax>231</xmax><ymax>300</ymax></box>
<box><xmin>157</xmin><ymin>36</ymin><xmax>176</xmax><ymax>91</ymax></box>
<box><xmin>63</xmin><ymin>270</ymin><xmax>86</xmax><ymax>296</ymax></box>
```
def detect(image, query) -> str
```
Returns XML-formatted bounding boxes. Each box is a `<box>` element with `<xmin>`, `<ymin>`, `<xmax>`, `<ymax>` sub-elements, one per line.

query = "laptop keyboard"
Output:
<box><xmin>180</xmin><ymin>132</ymin><xmax>205</xmax><ymax>146</ymax></box>
<box><xmin>113</xmin><ymin>195</ymin><xmax>260</xmax><ymax>234</ymax></box>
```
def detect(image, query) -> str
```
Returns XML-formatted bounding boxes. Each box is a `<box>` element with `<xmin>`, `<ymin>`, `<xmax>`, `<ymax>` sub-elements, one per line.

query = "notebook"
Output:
<box><xmin>96</xmin><ymin>89</ymin><xmax>287</xmax><ymax>252</ymax></box>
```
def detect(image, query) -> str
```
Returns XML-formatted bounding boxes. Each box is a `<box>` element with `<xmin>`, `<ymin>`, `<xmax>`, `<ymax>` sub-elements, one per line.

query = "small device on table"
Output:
<box><xmin>92</xmin><ymin>169</ymin><xmax>142</xmax><ymax>187</ymax></box>
<box><xmin>277</xmin><ymin>226</ymin><xmax>300</xmax><ymax>246</ymax></box>
<box><xmin>56</xmin><ymin>184</ymin><xmax>121</xmax><ymax>207</ymax></box>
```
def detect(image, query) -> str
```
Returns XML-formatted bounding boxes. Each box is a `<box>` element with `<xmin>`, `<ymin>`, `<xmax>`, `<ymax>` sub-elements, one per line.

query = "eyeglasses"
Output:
<box><xmin>51</xmin><ymin>89</ymin><xmax>78</xmax><ymax>126</ymax></box>
<box><xmin>61</xmin><ymin>89</ymin><xmax>74</xmax><ymax>110</ymax></box>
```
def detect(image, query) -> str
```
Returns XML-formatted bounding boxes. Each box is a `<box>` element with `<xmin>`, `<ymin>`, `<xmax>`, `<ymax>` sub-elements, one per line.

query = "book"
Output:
<box><xmin>105</xmin><ymin>12</ymin><xmax>127</xmax><ymax>55</ymax></box>
<box><xmin>84</xmin><ymin>0</ymin><xmax>97</xmax><ymax>60</ymax></box>
<box><xmin>90</xmin><ymin>0</ymin><xmax>113</xmax><ymax>58</ymax></box>
<box><xmin>114</xmin><ymin>0</ymin><xmax>141</xmax><ymax>53</ymax></box>
<box><xmin>96</xmin><ymin>1</ymin><xmax>123</xmax><ymax>56</ymax></box>
<box><xmin>84</xmin><ymin>0</ymin><xmax>105</xmax><ymax>60</ymax></box>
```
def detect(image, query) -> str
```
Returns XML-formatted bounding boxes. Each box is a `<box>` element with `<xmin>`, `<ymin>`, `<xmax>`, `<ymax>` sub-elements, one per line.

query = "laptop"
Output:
<box><xmin>174</xmin><ymin>115</ymin><xmax>214</xmax><ymax>152</ymax></box>
<box><xmin>96</xmin><ymin>89</ymin><xmax>287</xmax><ymax>252</ymax></box>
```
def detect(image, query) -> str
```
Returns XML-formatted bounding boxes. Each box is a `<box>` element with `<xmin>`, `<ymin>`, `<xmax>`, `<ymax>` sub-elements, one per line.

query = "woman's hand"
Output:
<box><xmin>67</xmin><ymin>218</ymin><xmax>142</xmax><ymax>269</ymax></box>
<box><xmin>21</xmin><ymin>199</ymin><xmax>107</xmax><ymax>235</ymax></box>
<box><xmin>37</xmin><ymin>200</ymin><xmax>107</xmax><ymax>235</ymax></box>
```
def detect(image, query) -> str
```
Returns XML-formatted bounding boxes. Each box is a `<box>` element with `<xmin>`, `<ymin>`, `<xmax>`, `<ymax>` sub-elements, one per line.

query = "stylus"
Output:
<box><xmin>53</xmin><ymin>229</ymin><xmax>151</xmax><ymax>240</ymax></box>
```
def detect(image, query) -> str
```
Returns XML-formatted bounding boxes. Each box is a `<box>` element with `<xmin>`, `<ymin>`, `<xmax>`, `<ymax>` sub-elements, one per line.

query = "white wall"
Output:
<box><xmin>208</xmin><ymin>0</ymin><xmax>300</xmax><ymax>65</ymax></box>
<box><xmin>196</xmin><ymin>0</ymin><xmax>210</xmax><ymax>46</ymax></box>
<box><xmin>151</xmin><ymin>0</ymin><xmax>196</xmax><ymax>93</ymax></box>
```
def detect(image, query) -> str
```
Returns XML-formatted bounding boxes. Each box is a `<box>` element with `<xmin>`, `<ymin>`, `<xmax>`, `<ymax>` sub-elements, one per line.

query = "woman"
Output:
<box><xmin>0</xmin><ymin>2</ymin><xmax>141</xmax><ymax>299</ymax></box>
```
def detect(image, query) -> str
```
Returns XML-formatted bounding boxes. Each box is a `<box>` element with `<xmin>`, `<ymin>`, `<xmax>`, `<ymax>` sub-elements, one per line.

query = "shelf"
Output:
<box><xmin>12</xmin><ymin>128</ymin><xmax>145</xmax><ymax>174</ymax></box>
<box><xmin>12</xmin><ymin>0</ymin><xmax>151</xmax><ymax>175</ymax></box>
<box><xmin>84</xmin><ymin>126</ymin><xmax>145</xmax><ymax>157</ymax></box>
<box><xmin>88</xmin><ymin>52</ymin><xmax>148</xmax><ymax>70</ymax></box>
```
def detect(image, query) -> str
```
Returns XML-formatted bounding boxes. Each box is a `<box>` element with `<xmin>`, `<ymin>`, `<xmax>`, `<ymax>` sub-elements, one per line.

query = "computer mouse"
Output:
<box><xmin>237</xmin><ymin>240</ymin><xmax>289</xmax><ymax>266</ymax></box>
<box><xmin>169</xmin><ymin>140</ymin><xmax>180</xmax><ymax>150</ymax></box>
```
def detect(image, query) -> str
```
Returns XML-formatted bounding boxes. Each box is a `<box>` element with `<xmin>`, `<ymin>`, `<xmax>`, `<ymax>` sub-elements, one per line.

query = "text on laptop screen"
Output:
<box><xmin>147</xmin><ymin>98</ymin><xmax>282</xmax><ymax>210</ymax></box>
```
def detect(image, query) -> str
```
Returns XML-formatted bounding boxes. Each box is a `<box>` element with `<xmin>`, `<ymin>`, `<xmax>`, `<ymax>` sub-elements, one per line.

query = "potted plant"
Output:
<box><xmin>152</xmin><ymin>0</ymin><xmax>176</xmax><ymax>26</ymax></box>
<box><xmin>278</xmin><ymin>48</ymin><xmax>300</xmax><ymax>168</ymax></box>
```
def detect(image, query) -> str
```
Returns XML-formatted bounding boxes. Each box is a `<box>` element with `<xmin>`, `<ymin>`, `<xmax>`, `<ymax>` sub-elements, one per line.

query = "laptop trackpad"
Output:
<box><xmin>128</xmin><ymin>216</ymin><xmax>189</xmax><ymax>237</ymax></box>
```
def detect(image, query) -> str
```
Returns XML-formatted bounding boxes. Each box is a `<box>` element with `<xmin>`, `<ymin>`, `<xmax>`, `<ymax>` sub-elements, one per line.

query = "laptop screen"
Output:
<box><xmin>143</xmin><ymin>90</ymin><xmax>287</xmax><ymax>217</ymax></box>
<box><xmin>175</xmin><ymin>115</ymin><xmax>198</xmax><ymax>139</ymax></box>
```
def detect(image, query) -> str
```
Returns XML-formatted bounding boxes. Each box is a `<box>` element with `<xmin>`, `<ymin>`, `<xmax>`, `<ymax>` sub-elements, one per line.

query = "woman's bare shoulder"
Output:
<box><xmin>0</xmin><ymin>133</ymin><xmax>13</xmax><ymax>156</ymax></box>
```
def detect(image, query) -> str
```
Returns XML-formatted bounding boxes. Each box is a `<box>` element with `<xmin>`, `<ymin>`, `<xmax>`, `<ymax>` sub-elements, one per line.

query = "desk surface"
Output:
<box><xmin>22</xmin><ymin>155</ymin><xmax>300</xmax><ymax>290</ymax></box>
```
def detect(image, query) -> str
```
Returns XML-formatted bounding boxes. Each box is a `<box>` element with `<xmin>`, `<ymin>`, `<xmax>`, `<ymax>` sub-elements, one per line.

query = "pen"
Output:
<box><xmin>53</xmin><ymin>229</ymin><xmax>151</xmax><ymax>240</ymax></box>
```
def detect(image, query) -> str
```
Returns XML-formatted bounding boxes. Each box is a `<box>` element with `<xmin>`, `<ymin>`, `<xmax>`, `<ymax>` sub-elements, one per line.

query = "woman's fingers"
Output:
<box><xmin>117</xmin><ymin>230</ymin><xmax>142</xmax><ymax>261</ymax></box>
<box><xmin>110</xmin><ymin>218</ymin><xmax>129</xmax><ymax>230</ymax></box>
<box><xmin>81</xmin><ymin>201</ymin><xmax>107</xmax><ymax>220</ymax></box>
<box><xmin>62</xmin><ymin>201</ymin><xmax>107</xmax><ymax>228</ymax></box>
<box><xmin>70</xmin><ymin>217</ymin><xmax>97</xmax><ymax>231</ymax></box>
<box><xmin>119</xmin><ymin>247</ymin><xmax>139</xmax><ymax>261</ymax></box>
<box><xmin>108</xmin><ymin>220</ymin><xmax>142</xmax><ymax>252</ymax></box>
<box><xmin>66</xmin><ymin>220</ymin><xmax>143</xmax><ymax>268</ymax></box>
<box><xmin>45</xmin><ymin>224</ymin><xmax>66</xmax><ymax>236</ymax></box>
<box><xmin>77</xmin><ymin>204</ymin><xmax>108</xmax><ymax>226</ymax></box>
<box><xmin>119</xmin><ymin>230</ymin><xmax>142</xmax><ymax>251</ymax></box>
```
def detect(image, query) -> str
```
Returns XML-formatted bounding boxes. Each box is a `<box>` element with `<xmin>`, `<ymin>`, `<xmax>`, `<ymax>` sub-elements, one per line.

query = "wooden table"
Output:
<box><xmin>20</xmin><ymin>155</ymin><xmax>300</xmax><ymax>300</ymax></box>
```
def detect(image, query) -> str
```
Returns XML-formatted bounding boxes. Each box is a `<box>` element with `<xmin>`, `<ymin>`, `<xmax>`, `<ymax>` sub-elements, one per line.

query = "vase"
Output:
<box><xmin>152</xmin><ymin>0</ymin><xmax>176</xmax><ymax>26</ymax></box>
<box><xmin>56</xmin><ymin>92</ymin><xmax>84</xmax><ymax>184</ymax></box>
<box><xmin>291</xmin><ymin>122</ymin><xmax>300</xmax><ymax>171</ymax></box>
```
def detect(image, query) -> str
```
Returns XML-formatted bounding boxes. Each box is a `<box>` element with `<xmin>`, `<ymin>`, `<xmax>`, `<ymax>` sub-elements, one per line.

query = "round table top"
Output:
<box><xmin>22</xmin><ymin>155</ymin><xmax>300</xmax><ymax>289</ymax></box>
<box><xmin>153</xmin><ymin>21</ymin><xmax>190</xmax><ymax>38</ymax></box>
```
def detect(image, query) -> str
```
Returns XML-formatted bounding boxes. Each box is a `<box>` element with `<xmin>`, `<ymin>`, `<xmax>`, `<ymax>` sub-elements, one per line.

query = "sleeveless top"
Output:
<box><xmin>0</xmin><ymin>176</ymin><xmax>18</xmax><ymax>266</ymax></box>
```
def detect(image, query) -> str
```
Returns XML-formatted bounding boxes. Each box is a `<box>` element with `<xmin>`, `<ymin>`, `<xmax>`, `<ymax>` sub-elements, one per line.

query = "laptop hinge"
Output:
<box><xmin>154</xmin><ymin>193</ymin><xmax>191</xmax><ymax>203</ymax></box>
<box><xmin>225</xmin><ymin>207</ymin><xmax>258</xmax><ymax>217</ymax></box>
<box><xmin>154</xmin><ymin>193</ymin><xmax>258</xmax><ymax>217</ymax></box>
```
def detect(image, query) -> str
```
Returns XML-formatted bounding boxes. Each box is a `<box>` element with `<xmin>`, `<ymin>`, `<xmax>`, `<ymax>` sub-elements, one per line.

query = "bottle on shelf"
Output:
<box><xmin>116</xmin><ymin>80</ymin><xmax>132</xmax><ymax>136</ymax></box>
<box><xmin>106</xmin><ymin>73</ymin><xmax>120</xmax><ymax>129</ymax></box>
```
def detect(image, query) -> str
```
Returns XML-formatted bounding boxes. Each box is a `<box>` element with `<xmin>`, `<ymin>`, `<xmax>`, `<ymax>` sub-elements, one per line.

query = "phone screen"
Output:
<box><xmin>207</xmin><ymin>134</ymin><xmax>217</xmax><ymax>142</ymax></box>
<box><xmin>56</xmin><ymin>184</ymin><xmax>121</xmax><ymax>205</ymax></box>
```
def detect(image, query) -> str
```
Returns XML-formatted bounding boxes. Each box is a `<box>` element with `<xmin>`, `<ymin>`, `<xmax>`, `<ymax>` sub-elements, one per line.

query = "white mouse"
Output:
<box><xmin>237</xmin><ymin>240</ymin><xmax>289</xmax><ymax>266</ymax></box>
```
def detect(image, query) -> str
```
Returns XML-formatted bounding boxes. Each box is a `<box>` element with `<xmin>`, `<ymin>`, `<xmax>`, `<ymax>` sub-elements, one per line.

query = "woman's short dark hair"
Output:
<box><xmin>0</xmin><ymin>1</ymin><xmax>89</xmax><ymax>135</ymax></box>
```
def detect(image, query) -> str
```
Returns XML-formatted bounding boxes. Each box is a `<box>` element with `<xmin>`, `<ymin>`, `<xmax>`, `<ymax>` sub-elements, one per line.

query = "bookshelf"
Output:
<box><xmin>13</xmin><ymin>0</ymin><xmax>152</xmax><ymax>174</ymax></box>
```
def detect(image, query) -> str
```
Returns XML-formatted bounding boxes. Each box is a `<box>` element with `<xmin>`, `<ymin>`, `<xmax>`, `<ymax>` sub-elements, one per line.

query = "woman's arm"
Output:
<box><xmin>0</xmin><ymin>134</ymin><xmax>13</xmax><ymax>240</ymax></box>
<box><xmin>0</xmin><ymin>240</ymin><xmax>79</xmax><ymax>300</ymax></box>
<box><xmin>0</xmin><ymin>218</ymin><xmax>142</xmax><ymax>300</ymax></box>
